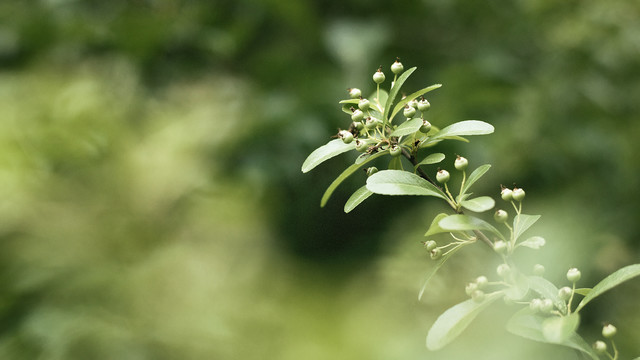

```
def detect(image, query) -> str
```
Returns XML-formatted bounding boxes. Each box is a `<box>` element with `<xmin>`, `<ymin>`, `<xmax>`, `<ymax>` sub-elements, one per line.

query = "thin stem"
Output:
<box><xmin>402</xmin><ymin>149</ymin><xmax>436</xmax><ymax>185</ymax></box>
<box><xmin>611</xmin><ymin>339</ymin><xmax>618</xmax><ymax>360</ymax></box>
<box><xmin>567</xmin><ymin>282</ymin><xmax>576</xmax><ymax>314</ymax></box>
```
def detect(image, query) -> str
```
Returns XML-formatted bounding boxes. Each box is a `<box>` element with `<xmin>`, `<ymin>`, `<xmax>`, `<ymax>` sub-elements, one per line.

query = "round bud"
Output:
<box><xmin>391</xmin><ymin>59</ymin><xmax>404</xmax><ymax>75</ymax></box>
<box><xmin>557</xmin><ymin>286</ymin><xmax>572</xmax><ymax>301</ymax></box>
<box><xmin>366</xmin><ymin>167</ymin><xmax>378</xmax><ymax>177</ymax></box>
<box><xmin>389</xmin><ymin>144</ymin><xmax>402</xmax><ymax>157</ymax></box>
<box><xmin>529</xmin><ymin>298</ymin><xmax>542</xmax><ymax>312</ymax></box>
<box><xmin>471</xmin><ymin>290</ymin><xmax>486</xmax><ymax>303</ymax></box>
<box><xmin>408</xmin><ymin>99</ymin><xmax>419</xmax><ymax>109</ymax></box>
<box><xmin>493</xmin><ymin>240</ymin><xmax>508</xmax><ymax>254</ymax></box>
<box><xmin>494</xmin><ymin>209</ymin><xmax>508</xmax><ymax>223</ymax></box>
<box><xmin>373</xmin><ymin>69</ymin><xmax>385</xmax><ymax>84</ymax></box>
<box><xmin>351</xmin><ymin>109</ymin><xmax>364</xmax><ymax>122</ymax></box>
<box><xmin>501</xmin><ymin>187</ymin><xmax>513</xmax><ymax>202</ymax></box>
<box><xmin>540</xmin><ymin>298</ymin><xmax>554</xmax><ymax>313</ymax></box>
<box><xmin>436</xmin><ymin>169</ymin><xmax>450</xmax><ymax>184</ymax></box>
<box><xmin>348</xmin><ymin>88</ymin><xmax>361</xmax><ymax>99</ymax></box>
<box><xmin>358</xmin><ymin>98</ymin><xmax>370</xmax><ymax>111</ymax></box>
<box><xmin>338</xmin><ymin>130</ymin><xmax>353</xmax><ymax>144</ymax></box>
<box><xmin>403</xmin><ymin>105</ymin><xmax>416</xmax><ymax>118</ymax></box>
<box><xmin>454</xmin><ymin>156</ymin><xmax>469</xmax><ymax>171</ymax></box>
<box><xmin>352</xmin><ymin>121</ymin><xmax>364</xmax><ymax>131</ymax></box>
<box><xmin>355</xmin><ymin>139</ymin><xmax>370</xmax><ymax>153</ymax></box>
<box><xmin>593</xmin><ymin>341</ymin><xmax>607</xmax><ymax>354</ymax></box>
<box><xmin>512</xmin><ymin>187</ymin><xmax>526</xmax><ymax>202</ymax></box>
<box><xmin>419</xmin><ymin>120</ymin><xmax>432</xmax><ymax>133</ymax></box>
<box><xmin>567</xmin><ymin>268</ymin><xmax>581</xmax><ymax>283</ymax></box>
<box><xmin>430</xmin><ymin>248</ymin><xmax>442</xmax><ymax>260</ymax></box>
<box><xmin>465</xmin><ymin>282</ymin><xmax>478</xmax><ymax>296</ymax></box>
<box><xmin>602</xmin><ymin>324</ymin><xmax>617</xmax><ymax>339</ymax></box>
<box><xmin>497</xmin><ymin>263</ymin><xmax>511</xmax><ymax>278</ymax></box>
<box><xmin>424</xmin><ymin>240</ymin><xmax>437</xmax><ymax>252</ymax></box>
<box><xmin>476</xmin><ymin>276</ymin><xmax>489</xmax><ymax>289</ymax></box>
<box><xmin>418</xmin><ymin>99</ymin><xmax>431</xmax><ymax>112</ymax></box>
<box><xmin>533</xmin><ymin>264</ymin><xmax>546</xmax><ymax>276</ymax></box>
<box><xmin>365</xmin><ymin>116</ymin><xmax>381</xmax><ymax>130</ymax></box>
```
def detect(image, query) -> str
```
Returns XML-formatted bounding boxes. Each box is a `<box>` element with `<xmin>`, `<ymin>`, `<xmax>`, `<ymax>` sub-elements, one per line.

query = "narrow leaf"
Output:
<box><xmin>389</xmin><ymin>84</ymin><xmax>442</xmax><ymax>120</ymax></box>
<box><xmin>460</xmin><ymin>164</ymin><xmax>491</xmax><ymax>195</ymax></box>
<box><xmin>506</xmin><ymin>309</ymin><xmax>598</xmax><ymax>360</ymax></box>
<box><xmin>424</xmin><ymin>213</ymin><xmax>450</xmax><ymax>237</ymax></box>
<box><xmin>513</xmin><ymin>214</ymin><xmax>541</xmax><ymax>242</ymax></box>
<box><xmin>576</xmin><ymin>264</ymin><xmax>640</xmax><ymax>312</ymax></box>
<box><xmin>426</xmin><ymin>291</ymin><xmax>503</xmax><ymax>350</ymax></box>
<box><xmin>302</xmin><ymin>139</ymin><xmax>355</xmax><ymax>173</ymax></box>
<box><xmin>429</xmin><ymin>120</ymin><xmax>494</xmax><ymax>141</ymax></box>
<box><xmin>518</xmin><ymin>236</ymin><xmax>546</xmax><ymax>249</ymax></box>
<box><xmin>573</xmin><ymin>288</ymin><xmax>592</xmax><ymax>297</ymax></box>
<box><xmin>390</xmin><ymin>118</ymin><xmax>423</xmax><ymax>137</ymax></box>
<box><xmin>414</xmin><ymin>153</ymin><xmax>445</xmax><ymax>169</ymax></box>
<box><xmin>438</xmin><ymin>215</ymin><xmax>505</xmax><ymax>241</ymax></box>
<box><xmin>383</xmin><ymin>67</ymin><xmax>416</xmax><ymax>121</ymax></box>
<box><xmin>418</xmin><ymin>241</ymin><xmax>470</xmax><ymax>300</ymax></box>
<box><xmin>338</xmin><ymin>99</ymin><xmax>360</xmax><ymax>104</ymax></box>
<box><xmin>542</xmin><ymin>314</ymin><xmax>580</xmax><ymax>343</ymax></box>
<box><xmin>320</xmin><ymin>151</ymin><xmax>387</xmax><ymax>207</ymax></box>
<box><xmin>344</xmin><ymin>186</ymin><xmax>373</xmax><ymax>213</ymax></box>
<box><xmin>528</xmin><ymin>276</ymin><xmax>567</xmax><ymax>314</ymax></box>
<box><xmin>460</xmin><ymin>196</ymin><xmax>495</xmax><ymax>213</ymax></box>
<box><xmin>366</xmin><ymin>170</ymin><xmax>446</xmax><ymax>199</ymax></box>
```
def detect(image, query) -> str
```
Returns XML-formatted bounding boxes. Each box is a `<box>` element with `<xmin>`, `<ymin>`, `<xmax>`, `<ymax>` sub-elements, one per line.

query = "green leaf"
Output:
<box><xmin>338</xmin><ymin>99</ymin><xmax>360</xmax><ymax>104</ymax></box>
<box><xmin>506</xmin><ymin>310</ymin><xmax>598</xmax><ymax>360</ymax></box>
<box><xmin>344</xmin><ymin>185</ymin><xmax>373</xmax><ymax>213</ymax></box>
<box><xmin>542</xmin><ymin>314</ymin><xmax>580</xmax><ymax>343</ymax></box>
<box><xmin>383</xmin><ymin>67</ymin><xmax>416</xmax><ymax>121</ymax></box>
<box><xmin>505</xmin><ymin>271</ymin><xmax>530</xmax><ymax>301</ymax></box>
<box><xmin>366</xmin><ymin>170</ymin><xmax>446</xmax><ymax>199</ymax></box>
<box><xmin>418</xmin><ymin>241</ymin><xmax>470</xmax><ymax>300</ymax></box>
<box><xmin>390</xmin><ymin>118</ymin><xmax>423</xmax><ymax>137</ymax></box>
<box><xmin>513</xmin><ymin>214</ymin><xmax>541</xmax><ymax>242</ymax></box>
<box><xmin>388</xmin><ymin>156</ymin><xmax>404</xmax><ymax>170</ymax></box>
<box><xmin>460</xmin><ymin>164</ymin><xmax>491</xmax><ymax>195</ymax></box>
<box><xmin>528</xmin><ymin>276</ymin><xmax>567</xmax><ymax>314</ymax></box>
<box><xmin>426</xmin><ymin>291</ymin><xmax>503</xmax><ymax>350</ymax></box>
<box><xmin>428</xmin><ymin>120</ymin><xmax>495</xmax><ymax>143</ymax></box>
<box><xmin>320</xmin><ymin>151</ymin><xmax>387</xmax><ymax>207</ymax></box>
<box><xmin>460</xmin><ymin>196</ymin><xmax>495</xmax><ymax>213</ymax></box>
<box><xmin>576</xmin><ymin>264</ymin><xmax>640</xmax><ymax>312</ymax></box>
<box><xmin>302</xmin><ymin>139</ymin><xmax>355</xmax><ymax>173</ymax></box>
<box><xmin>414</xmin><ymin>153</ymin><xmax>445</xmax><ymax>169</ymax></box>
<box><xmin>389</xmin><ymin>83</ymin><xmax>442</xmax><ymax>120</ymax></box>
<box><xmin>573</xmin><ymin>288</ymin><xmax>592</xmax><ymax>297</ymax></box>
<box><xmin>518</xmin><ymin>236</ymin><xmax>546</xmax><ymax>249</ymax></box>
<box><xmin>424</xmin><ymin>213</ymin><xmax>450</xmax><ymax>237</ymax></box>
<box><xmin>438</xmin><ymin>215</ymin><xmax>505</xmax><ymax>241</ymax></box>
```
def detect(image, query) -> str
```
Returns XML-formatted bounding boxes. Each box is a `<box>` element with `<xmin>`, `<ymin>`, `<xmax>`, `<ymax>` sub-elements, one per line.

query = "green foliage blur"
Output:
<box><xmin>0</xmin><ymin>0</ymin><xmax>639</xmax><ymax>359</ymax></box>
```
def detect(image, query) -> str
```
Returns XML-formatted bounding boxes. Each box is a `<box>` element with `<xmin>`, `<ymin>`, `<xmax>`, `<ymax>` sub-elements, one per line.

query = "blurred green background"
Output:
<box><xmin>1</xmin><ymin>0</ymin><xmax>639</xmax><ymax>359</ymax></box>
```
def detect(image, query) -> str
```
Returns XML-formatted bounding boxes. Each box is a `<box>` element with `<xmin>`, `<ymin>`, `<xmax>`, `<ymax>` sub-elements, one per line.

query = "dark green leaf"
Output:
<box><xmin>518</xmin><ymin>236</ymin><xmax>546</xmax><ymax>249</ymax></box>
<box><xmin>344</xmin><ymin>185</ymin><xmax>373</xmax><ymax>213</ymax></box>
<box><xmin>460</xmin><ymin>196</ymin><xmax>495</xmax><ymax>213</ymax></box>
<box><xmin>390</xmin><ymin>118</ymin><xmax>423</xmax><ymax>137</ymax></box>
<box><xmin>528</xmin><ymin>276</ymin><xmax>567</xmax><ymax>314</ymax></box>
<box><xmin>438</xmin><ymin>215</ymin><xmax>505</xmax><ymax>241</ymax></box>
<box><xmin>460</xmin><ymin>164</ymin><xmax>491</xmax><ymax>195</ymax></box>
<box><xmin>426</xmin><ymin>291</ymin><xmax>503</xmax><ymax>350</ymax></box>
<box><xmin>302</xmin><ymin>139</ymin><xmax>355</xmax><ymax>173</ymax></box>
<box><xmin>513</xmin><ymin>214</ymin><xmax>541</xmax><ymax>242</ymax></box>
<box><xmin>389</xmin><ymin>84</ymin><xmax>442</xmax><ymax>120</ymax></box>
<box><xmin>383</xmin><ymin>67</ymin><xmax>416</xmax><ymax>121</ymax></box>
<box><xmin>414</xmin><ymin>153</ymin><xmax>445</xmax><ymax>169</ymax></box>
<box><xmin>576</xmin><ymin>264</ymin><xmax>640</xmax><ymax>312</ymax></box>
<box><xmin>320</xmin><ymin>151</ymin><xmax>387</xmax><ymax>207</ymax></box>
<box><xmin>366</xmin><ymin>170</ymin><xmax>446</xmax><ymax>199</ymax></box>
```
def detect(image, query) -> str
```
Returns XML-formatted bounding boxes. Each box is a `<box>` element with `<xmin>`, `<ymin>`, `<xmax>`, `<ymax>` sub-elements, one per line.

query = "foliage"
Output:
<box><xmin>302</xmin><ymin>60</ymin><xmax>640</xmax><ymax>359</ymax></box>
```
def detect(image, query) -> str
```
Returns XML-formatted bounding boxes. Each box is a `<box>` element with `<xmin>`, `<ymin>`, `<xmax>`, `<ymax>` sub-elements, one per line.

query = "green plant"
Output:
<box><xmin>301</xmin><ymin>59</ymin><xmax>640</xmax><ymax>359</ymax></box>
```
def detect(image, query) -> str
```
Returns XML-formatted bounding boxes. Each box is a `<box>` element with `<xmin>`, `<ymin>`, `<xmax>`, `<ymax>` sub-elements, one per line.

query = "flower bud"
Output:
<box><xmin>454</xmin><ymin>156</ymin><xmax>469</xmax><ymax>171</ymax></box>
<box><xmin>512</xmin><ymin>187</ymin><xmax>526</xmax><ymax>202</ymax></box>
<box><xmin>567</xmin><ymin>268</ymin><xmax>581</xmax><ymax>283</ymax></box>
<box><xmin>494</xmin><ymin>240</ymin><xmax>507</xmax><ymax>254</ymax></box>
<box><xmin>389</xmin><ymin>144</ymin><xmax>402</xmax><ymax>157</ymax></box>
<box><xmin>593</xmin><ymin>341</ymin><xmax>607</xmax><ymax>354</ymax></box>
<box><xmin>418</xmin><ymin>99</ymin><xmax>431</xmax><ymax>112</ymax></box>
<box><xmin>358</xmin><ymin>98</ymin><xmax>370</xmax><ymax>111</ymax></box>
<box><xmin>423</xmin><ymin>240</ymin><xmax>437</xmax><ymax>251</ymax></box>
<box><xmin>501</xmin><ymin>187</ymin><xmax>513</xmax><ymax>202</ymax></box>
<box><xmin>419</xmin><ymin>120</ymin><xmax>432</xmax><ymax>133</ymax></box>
<box><xmin>540</xmin><ymin>298</ymin><xmax>554</xmax><ymax>313</ymax></box>
<box><xmin>403</xmin><ymin>105</ymin><xmax>416</xmax><ymax>118</ymax></box>
<box><xmin>338</xmin><ymin>130</ymin><xmax>353</xmax><ymax>144</ymax></box>
<box><xmin>373</xmin><ymin>68</ymin><xmax>385</xmax><ymax>84</ymax></box>
<box><xmin>391</xmin><ymin>59</ymin><xmax>404</xmax><ymax>75</ymax></box>
<box><xmin>494</xmin><ymin>210</ymin><xmax>508</xmax><ymax>223</ymax></box>
<box><xmin>533</xmin><ymin>264</ymin><xmax>545</xmax><ymax>276</ymax></box>
<box><xmin>476</xmin><ymin>276</ymin><xmax>488</xmax><ymax>289</ymax></box>
<box><xmin>471</xmin><ymin>290</ymin><xmax>485</xmax><ymax>303</ymax></box>
<box><xmin>529</xmin><ymin>298</ymin><xmax>542</xmax><ymax>312</ymax></box>
<box><xmin>366</xmin><ymin>167</ymin><xmax>378</xmax><ymax>177</ymax></box>
<box><xmin>465</xmin><ymin>282</ymin><xmax>478</xmax><ymax>296</ymax></box>
<box><xmin>602</xmin><ymin>324</ymin><xmax>617</xmax><ymax>339</ymax></box>
<box><xmin>436</xmin><ymin>169</ymin><xmax>450</xmax><ymax>184</ymax></box>
<box><xmin>351</xmin><ymin>108</ymin><xmax>364</xmax><ymax>122</ymax></box>
<box><xmin>558</xmin><ymin>286</ymin><xmax>572</xmax><ymax>301</ymax></box>
<box><xmin>430</xmin><ymin>248</ymin><xmax>442</xmax><ymax>260</ymax></box>
<box><xmin>348</xmin><ymin>88</ymin><xmax>361</xmax><ymax>99</ymax></box>
<box><xmin>497</xmin><ymin>263</ymin><xmax>511</xmax><ymax>278</ymax></box>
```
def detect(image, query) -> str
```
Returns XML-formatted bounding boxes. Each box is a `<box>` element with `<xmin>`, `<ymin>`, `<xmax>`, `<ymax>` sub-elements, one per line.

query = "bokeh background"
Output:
<box><xmin>1</xmin><ymin>0</ymin><xmax>639</xmax><ymax>359</ymax></box>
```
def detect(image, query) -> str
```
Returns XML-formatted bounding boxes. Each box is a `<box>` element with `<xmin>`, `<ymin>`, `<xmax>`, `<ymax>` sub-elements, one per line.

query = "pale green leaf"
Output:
<box><xmin>344</xmin><ymin>186</ymin><xmax>373</xmax><ymax>213</ymax></box>
<box><xmin>302</xmin><ymin>139</ymin><xmax>355</xmax><ymax>173</ymax></box>
<box><xmin>320</xmin><ymin>151</ymin><xmax>387</xmax><ymax>207</ymax></box>
<box><xmin>366</xmin><ymin>170</ymin><xmax>446</xmax><ymax>199</ymax></box>
<box><xmin>576</xmin><ymin>264</ymin><xmax>640</xmax><ymax>312</ymax></box>
<box><xmin>513</xmin><ymin>214</ymin><xmax>541</xmax><ymax>242</ymax></box>
<box><xmin>389</xmin><ymin>84</ymin><xmax>442</xmax><ymax>120</ymax></box>
<box><xmin>424</xmin><ymin>213</ymin><xmax>450</xmax><ymax>237</ymax></box>
<box><xmin>438</xmin><ymin>215</ymin><xmax>505</xmax><ymax>241</ymax></box>
<box><xmin>414</xmin><ymin>153</ymin><xmax>445</xmax><ymax>169</ymax></box>
<box><xmin>338</xmin><ymin>99</ymin><xmax>360</xmax><ymax>104</ymax></box>
<box><xmin>418</xmin><ymin>241</ymin><xmax>470</xmax><ymax>300</ymax></box>
<box><xmin>506</xmin><ymin>309</ymin><xmax>598</xmax><ymax>360</ymax></box>
<box><xmin>383</xmin><ymin>67</ymin><xmax>416</xmax><ymax>121</ymax></box>
<box><xmin>528</xmin><ymin>276</ymin><xmax>567</xmax><ymax>314</ymax></box>
<box><xmin>390</xmin><ymin>118</ymin><xmax>423</xmax><ymax>137</ymax></box>
<box><xmin>518</xmin><ymin>236</ymin><xmax>546</xmax><ymax>249</ymax></box>
<box><xmin>460</xmin><ymin>196</ymin><xmax>495</xmax><ymax>213</ymax></box>
<box><xmin>429</xmin><ymin>120</ymin><xmax>494</xmax><ymax>142</ymax></box>
<box><xmin>426</xmin><ymin>291</ymin><xmax>503</xmax><ymax>350</ymax></box>
<box><xmin>542</xmin><ymin>314</ymin><xmax>580</xmax><ymax>343</ymax></box>
<box><xmin>504</xmin><ymin>271</ymin><xmax>530</xmax><ymax>301</ymax></box>
<box><xmin>460</xmin><ymin>164</ymin><xmax>491</xmax><ymax>195</ymax></box>
<box><xmin>573</xmin><ymin>288</ymin><xmax>592</xmax><ymax>297</ymax></box>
